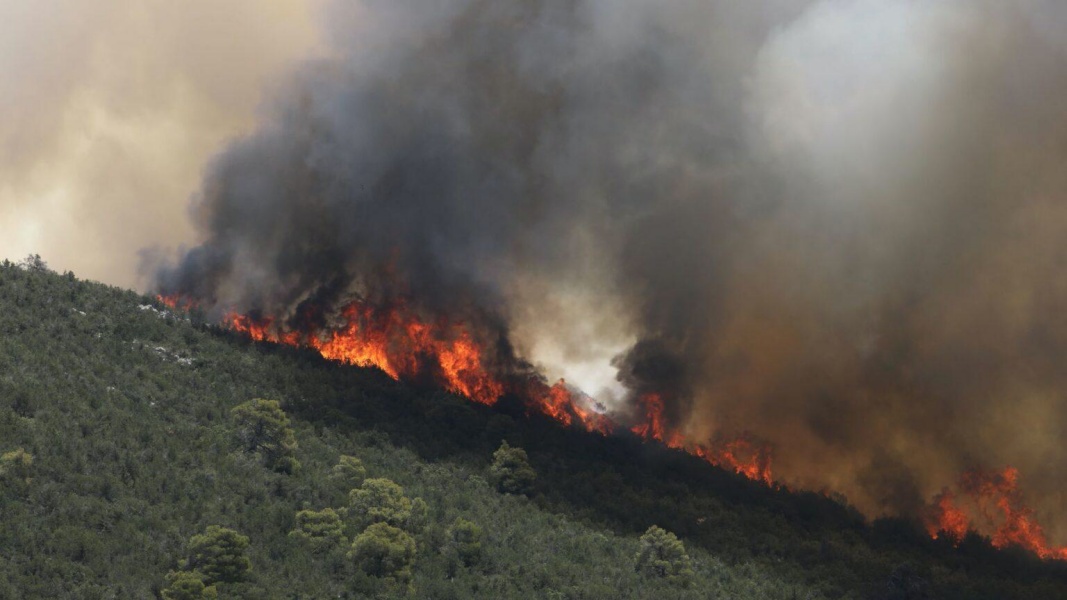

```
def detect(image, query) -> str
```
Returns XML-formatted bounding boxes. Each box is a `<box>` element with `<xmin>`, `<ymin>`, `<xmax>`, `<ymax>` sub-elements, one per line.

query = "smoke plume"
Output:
<box><xmin>154</xmin><ymin>0</ymin><xmax>1067</xmax><ymax>541</ymax></box>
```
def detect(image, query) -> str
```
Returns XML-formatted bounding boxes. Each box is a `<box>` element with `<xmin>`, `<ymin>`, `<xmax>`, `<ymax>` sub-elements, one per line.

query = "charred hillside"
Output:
<box><xmin>1</xmin><ymin>262</ymin><xmax>1065</xmax><ymax>599</ymax></box>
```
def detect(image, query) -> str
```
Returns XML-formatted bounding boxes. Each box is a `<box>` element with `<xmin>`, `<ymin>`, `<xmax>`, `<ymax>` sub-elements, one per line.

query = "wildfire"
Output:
<box><xmin>158</xmin><ymin>294</ymin><xmax>197</xmax><ymax>312</ymax></box>
<box><xmin>159</xmin><ymin>294</ymin><xmax>773</xmax><ymax>484</ymax></box>
<box><xmin>926</xmin><ymin>489</ymin><xmax>969</xmax><ymax>543</ymax></box>
<box><xmin>226</xmin><ymin>299</ymin><xmax>505</xmax><ymax>405</ymax></box>
<box><xmin>924</xmin><ymin>467</ymin><xmax>1067</xmax><ymax>560</ymax></box>
<box><xmin>528</xmin><ymin>379</ymin><xmax>615</xmax><ymax>435</ymax></box>
<box><xmin>630</xmin><ymin>393</ymin><xmax>681</xmax><ymax>445</ymax></box>
<box><xmin>159</xmin><ymin>293</ymin><xmax>1067</xmax><ymax>562</ymax></box>
<box><xmin>694</xmin><ymin>436</ymin><xmax>775</xmax><ymax>485</ymax></box>
<box><xmin>629</xmin><ymin>393</ymin><xmax>774</xmax><ymax>484</ymax></box>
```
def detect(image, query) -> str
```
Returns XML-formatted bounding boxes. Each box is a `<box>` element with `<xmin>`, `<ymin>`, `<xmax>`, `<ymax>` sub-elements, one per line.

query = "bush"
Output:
<box><xmin>0</xmin><ymin>448</ymin><xmax>33</xmax><ymax>483</ymax></box>
<box><xmin>885</xmin><ymin>562</ymin><xmax>931</xmax><ymax>600</ymax></box>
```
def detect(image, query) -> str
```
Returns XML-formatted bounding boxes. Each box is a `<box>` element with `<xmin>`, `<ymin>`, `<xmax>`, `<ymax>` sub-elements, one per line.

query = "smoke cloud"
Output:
<box><xmin>149</xmin><ymin>0</ymin><xmax>1067</xmax><ymax>540</ymax></box>
<box><xmin>0</xmin><ymin>0</ymin><xmax>322</xmax><ymax>288</ymax></box>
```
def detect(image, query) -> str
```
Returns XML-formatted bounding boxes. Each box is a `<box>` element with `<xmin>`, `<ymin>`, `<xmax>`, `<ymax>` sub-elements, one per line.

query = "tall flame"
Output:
<box><xmin>926</xmin><ymin>489</ymin><xmax>969</xmax><ymax>543</ymax></box>
<box><xmin>226</xmin><ymin>299</ymin><xmax>505</xmax><ymax>405</ymax></box>
<box><xmin>924</xmin><ymin>467</ymin><xmax>1067</xmax><ymax>560</ymax></box>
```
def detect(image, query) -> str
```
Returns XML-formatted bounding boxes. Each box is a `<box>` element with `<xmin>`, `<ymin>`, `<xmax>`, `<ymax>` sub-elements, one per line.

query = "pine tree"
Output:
<box><xmin>487</xmin><ymin>441</ymin><xmax>536</xmax><ymax>495</ymax></box>
<box><xmin>230</xmin><ymin>399</ymin><xmax>299</xmax><ymax>473</ymax></box>
<box><xmin>634</xmin><ymin>525</ymin><xmax>693</xmax><ymax>586</ymax></box>
<box><xmin>289</xmin><ymin>508</ymin><xmax>346</xmax><ymax>552</ymax></box>
<box><xmin>348</xmin><ymin>523</ymin><xmax>417</xmax><ymax>585</ymax></box>
<box><xmin>348</xmin><ymin>478</ymin><xmax>426</xmax><ymax>532</ymax></box>
<box><xmin>184</xmin><ymin>526</ymin><xmax>251</xmax><ymax>585</ymax></box>
<box><xmin>161</xmin><ymin>571</ymin><xmax>218</xmax><ymax>600</ymax></box>
<box><xmin>330</xmin><ymin>455</ymin><xmax>367</xmax><ymax>489</ymax></box>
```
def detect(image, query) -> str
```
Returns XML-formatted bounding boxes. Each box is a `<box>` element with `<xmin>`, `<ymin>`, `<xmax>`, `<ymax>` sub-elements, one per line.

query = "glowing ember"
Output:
<box><xmin>924</xmin><ymin>467</ymin><xmax>1067</xmax><ymax>560</ymax></box>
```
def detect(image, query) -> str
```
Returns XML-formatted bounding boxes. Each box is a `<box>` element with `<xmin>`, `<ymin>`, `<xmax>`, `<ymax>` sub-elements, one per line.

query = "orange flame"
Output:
<box><xmin>695</xmin><ymin>437</ymin><xmax>775</xmax><ymax>485</ymax></box>
<box><xmin>924</xmin><ymin>467</ymin><xmax>1067</xmax><ymax>560</ymax></box>
<box><xmin>630</xmin><ymin>393</ymin><xmax>774</xmax><ymax>484</ymax></box>
<box><xmin>227</xmin><ymin>300</ymin><xmax>504</xmax><ymax>405</ymax></box>
<box><xmin>528</xmin><ymin>379</ymin><xmax>615</xmax><ymax>435</ymax></box>
<box><xmin>630</xmin><ymin>393</ymin><xmax>677</xmax><ymax>444</ymax></box>
<box><xmin>926</xmin><ymin>489</ymin><xmax>970</xmax><ymax>543</ymax></box>
<box><xmin>157</xmin><ymin>294</ymin><xmax>197</xmax><ymax>311</ymax></box>
<box><xmin>164</xmin><ymin>292</ymin><xmax>773</xmax><ymax>484</ymax></box>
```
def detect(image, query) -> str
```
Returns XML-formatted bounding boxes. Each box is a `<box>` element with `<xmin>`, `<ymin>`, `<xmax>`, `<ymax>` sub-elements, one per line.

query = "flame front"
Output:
<box><xmin>528</xmin><ymin>379</ymin><xmax>615</xmax><ymax>435</ymax></box>
<box><xmin>227</xmin><ymin>300</ymin><xmax>504</xmax><ymax>406</ymax></box>
<box><xmin>160</xmin><ymin>294</ymin><xmax>1067</xmax><ymax>560</ymax></box>
<box><xmin>629</xmin><ymin>393</ymin><xmax>774</xmax><ymax>484</ymax></box>
<box><xmin>924</xmin><ymin>467</ymin><xmax>1067</xmax><ymax>560</ymax></box>
<box><xmin>174</xmin><ymin>295</ymin><xmax>775</xmax><ymax>484</ymax></box>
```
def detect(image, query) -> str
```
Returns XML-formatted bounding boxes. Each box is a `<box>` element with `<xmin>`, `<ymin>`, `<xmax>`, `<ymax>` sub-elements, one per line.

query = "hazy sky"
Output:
<box><xmin>0</xmin><ymin>0</ymin><xmax>323</xmax><ymax>288</ymax></box>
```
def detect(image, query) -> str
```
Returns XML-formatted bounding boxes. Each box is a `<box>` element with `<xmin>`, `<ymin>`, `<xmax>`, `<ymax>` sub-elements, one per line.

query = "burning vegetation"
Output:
<box><xmin>159</xmin><ymin>285</ymin><xmax>1067</xmax><ymax>560</ymax></box>
<box><xmin>161</xmin><ymin>293</ymin><xmax>775</xmax><ymax>484</ymax></box>
<box><xmin>925</xmin><ymin>467</ymin><xmax>1067</xmax><ymax>561</ymax></box>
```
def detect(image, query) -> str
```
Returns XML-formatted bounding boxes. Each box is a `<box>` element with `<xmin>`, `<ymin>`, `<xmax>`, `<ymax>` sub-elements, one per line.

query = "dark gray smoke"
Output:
<box><xmin>154</xmin><ymin>0</ymin><xmax>1067</xmax><ymax>540</ymax></box>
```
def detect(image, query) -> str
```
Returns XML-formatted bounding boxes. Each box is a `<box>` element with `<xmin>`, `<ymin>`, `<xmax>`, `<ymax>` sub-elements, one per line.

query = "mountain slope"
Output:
<box><xmin>0</xmin><ymin>261</ymin><xmax>1064</xmax><ymax>599</ymax></box>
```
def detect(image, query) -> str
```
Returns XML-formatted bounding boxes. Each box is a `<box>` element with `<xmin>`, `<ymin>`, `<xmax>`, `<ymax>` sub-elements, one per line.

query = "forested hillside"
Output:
<box><xmin>0</xmin><ymin>260</ymin><xmax>1064</xmax><ymax>599</ymax></box>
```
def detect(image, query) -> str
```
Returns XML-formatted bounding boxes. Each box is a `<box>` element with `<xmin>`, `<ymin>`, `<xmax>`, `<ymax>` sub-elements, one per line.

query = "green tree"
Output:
<box><xmin>634</xmin><ymin>525</ymin><xmax>693</xmax><ymax>586</ymax></box>
<box><xmin>447</xmin><ymin>518</ymin><xmax>483</xmax><ymax>567</ymax></box>
<box><xmin>289</xmin><ymin>508</ymin><xmax>346</xmax><ymax>552</ymax></box>
<box><xmin>348</xmin><ymin>523</ymin><xmax>417</xmax><ymax>585</ymax></box>
<box><xmin>348</xmin><ymin>478</ymin><xmax>425</xmax><ymax>532</ymax></box>
<box><xmin>487</xmin><ymin>441</ymin><xmax>536</xmax><ymax>495</ymax></box>
<box><xmin>0</xmin><ymin>448</ymin><xmax>33</xmax><ymax>483</ymax></box>
<box><xmin>184</xmin><ymin>526</ymin><xmax>251</xmax><ymax>585</ymax></box>
<box><xmin>162</xmin><ymin>571</ymin><xmax>218</xmax><ymax>600</ymax></box>
<box><xmin>230</xmin><ymin>399</ymin><xmax>299</xmax><ymax>472</ymax></box>
<box><xmin>330</xmin><ymin>454</ymin><xmax>367</xmax><ymax>488</ymax></box>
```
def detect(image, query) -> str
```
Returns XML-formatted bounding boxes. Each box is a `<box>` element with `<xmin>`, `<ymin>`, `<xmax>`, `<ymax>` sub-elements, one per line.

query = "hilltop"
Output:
<box><xmin>0</xmin><ymin>260</ymin><xmax>1065</xmax><ymax>599</ymax></box>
